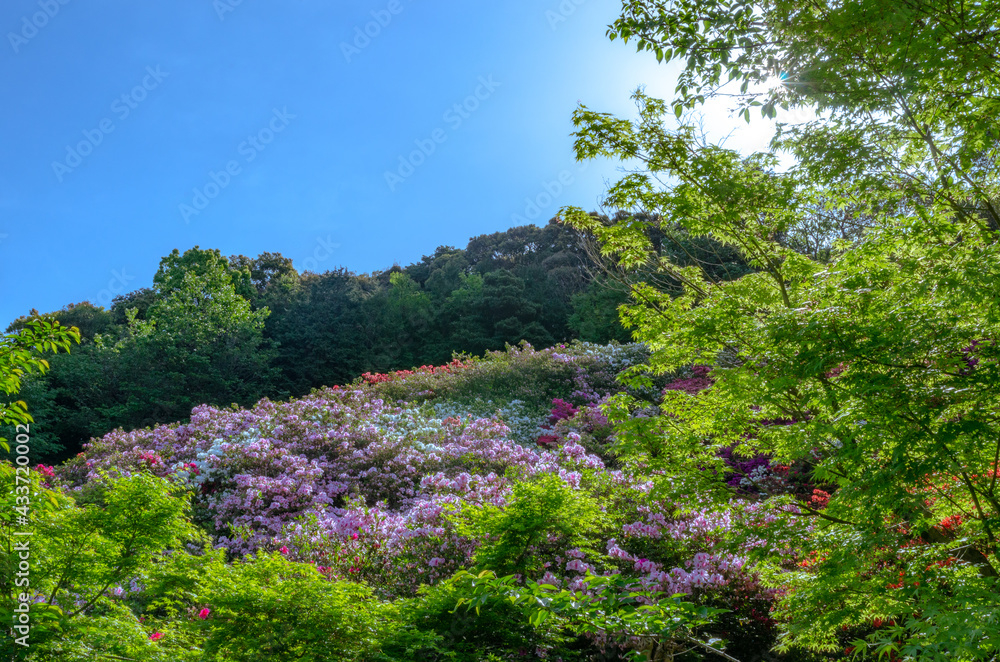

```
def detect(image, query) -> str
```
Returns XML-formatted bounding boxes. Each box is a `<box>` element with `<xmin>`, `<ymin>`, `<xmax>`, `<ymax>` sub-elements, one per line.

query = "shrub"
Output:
<box><xmin>198</xmin><ymin>551</ymin><xmax>394</xmax><ymax>661</ymax></box>
<box><xmin>377</xmin><ymin>578</ymin><xmax>586</xmax><ymax>661</ymax></box>
<box><xmin>454</xmin><ymin>473</ymin><xmax>606</xmax><ymax>578</ymax></box>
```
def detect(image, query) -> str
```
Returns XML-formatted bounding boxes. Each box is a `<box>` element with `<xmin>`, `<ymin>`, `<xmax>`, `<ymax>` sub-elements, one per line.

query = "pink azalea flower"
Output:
<box><xmin>149</xmin><ymin>632</ymin><xmax>164</xmax><ymax>641</ymax></box>
<box><xmin>198</xmin><ymin>608</ymin><xmax>211</xmax><ymax>619</ymax></box>
<box><xmin>278</xmin><ymin>546</ymin><xmax>289</xmax><ymax>555</ymax></box>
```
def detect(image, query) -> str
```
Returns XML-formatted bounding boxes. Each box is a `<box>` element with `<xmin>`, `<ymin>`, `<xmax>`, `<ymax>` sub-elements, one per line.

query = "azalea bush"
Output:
<box><xmin>41</xmin><ymin>342</ymin><xmax>789</xmax><ymax>659</ymax></box>
<box><xmin>366</xmin><ymin>341</ymin><xmax>652</xmax><ymax>409</ymax></box>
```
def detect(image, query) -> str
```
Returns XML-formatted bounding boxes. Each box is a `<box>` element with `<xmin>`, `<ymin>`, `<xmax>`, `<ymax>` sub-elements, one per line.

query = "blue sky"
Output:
<box><xmin>0</xmin><ymin>0</ymin><xmax>774</xmax><ymax>329</ymax></box>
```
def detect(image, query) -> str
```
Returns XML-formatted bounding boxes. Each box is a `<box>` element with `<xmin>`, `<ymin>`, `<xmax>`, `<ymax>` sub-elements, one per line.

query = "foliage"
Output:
<box><xmin>197</xmin><ymin>551</ymin><xmax>390</xmax><ymax>661</ymax></box>
<box><xmin>0</xmin><ymin>318</ymin><xmax>78</xmax><ymax>453</ymax></box>
<box><xmin>53</xmin><ymin>346</ymin><xmax>778</xmax><ymax>659</ymax></box>
<box><xmin>8</xmin><ymin>222</ymin><xmax>748</xmax><ymax>464</ymax></box>
<box><xmin>0</xmin><ymin>468</ymin><xmax>201</xmax><ymax>660</ymax></box>
<box><xmin>455</xmin><ymin>570</ymin><xmax>732</xmax><ymax>661</ymax></box>
<box><xmin>10</xmin><ymin>2</ymin><xmax>998</xmax><ymax>658</ymax></box>
<box><xmin>10</xmin><ymin>222</ymin><xmax>631</xmax><ymax>461</ymax></box>
<box><xmin>9</xmin><ymin>248</ymin><xmax>276</xmax><ymax>462</ymax></box>
<box><xmin>377</xmin><ymin>578</ymin><xmax>583</xmax><ymax>661</ymax></box>
<box><xmin>569</xmin><ymin>275</ymin><xmax>634</xmax><ymax>344</ymax></box>
<box><xmin>560</xmin><ymin>0</ymin><xmax>1000</xmax><ymax>658</ymax></box>
<box><xmin>453</xmin><ymin>473</ymin><xmax>605</xmax><ymax>577</ymax></box>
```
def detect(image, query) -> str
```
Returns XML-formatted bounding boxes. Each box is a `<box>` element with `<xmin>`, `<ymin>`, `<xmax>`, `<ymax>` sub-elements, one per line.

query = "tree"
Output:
<box><xmin>6</xmin><ymin>303</ymin><xmax>112</xmax><ymax>341</ymax></box>
<box><xmin>16</xmin><ymin>249</ymin><xmax>279</xmax><ymax>461</ymax></box>
<box><xmin>154</xmin><ymin>247</ymin><xmax>255</xmax><ymax>301</ymax></box>
<box><xmin>115</xmin><ymin>248</ymin><xmax>276</xmax><ymax>423</ymax></box>
<box><xmin>0</xmin><ymin>318</ymin><xmax>79</xmax><ymax>454</ymax></box>
<box><xmin>228</xmin><ymin>251</ymin><xmax>297</xmax><ymax>298</ymax></box>
<box><xmin>609</xmin><ymin>0</ymin><xmax>999</xmax><ymax>226</ymax></box>
<box><xmin>110</xmin><ymin>288</ymin><xmax>157</xmax><ymax>325</ymax></box>
<box><xmin>568</xmin><ymin>276</ymin><xmax>633</xmax><ymax>344</ymax></box>
<box><xmin>197</xmin><ymin>552</ymin><xmax>391</xmax><ymax>661</ymax></box>
<box><xmin>563</xmin><ymin>0</ymin><xmax>1000</xmax><ymax>658</ymax></box>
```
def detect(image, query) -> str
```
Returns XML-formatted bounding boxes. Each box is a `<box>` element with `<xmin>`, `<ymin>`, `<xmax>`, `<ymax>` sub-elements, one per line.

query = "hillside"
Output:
<box><xmin>9</xmin><ymin>341</ymin><xmax>791</xmax><ymax>660</ymax></box>
<box><xmin>2</xmin><ymin>221</ymin><xmax>639</xmax><ymax>463</ymax></box>
<box><xmin>5</xmin><ymin>218</ymin><xmax>749</xmax><ymax>465</ymax></box>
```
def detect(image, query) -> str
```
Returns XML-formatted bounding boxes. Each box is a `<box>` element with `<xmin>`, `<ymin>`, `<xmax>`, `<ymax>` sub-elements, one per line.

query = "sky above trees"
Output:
<box><xmin>0</xmin><ymin>0</ymin><xmax>776</xmax><ymax>329</ymax></box>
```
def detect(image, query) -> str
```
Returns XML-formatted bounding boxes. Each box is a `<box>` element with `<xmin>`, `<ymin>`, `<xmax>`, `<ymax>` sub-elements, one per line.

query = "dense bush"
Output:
<box><xmin>19</xmin><ymin>343</ymin><xmax>790</xmax><ymax>660</ymax></box>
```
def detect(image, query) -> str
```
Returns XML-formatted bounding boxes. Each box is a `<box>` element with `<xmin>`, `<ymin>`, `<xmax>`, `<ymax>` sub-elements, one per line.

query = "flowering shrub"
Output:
<box><xmin>550</xmin><ymin>398</ymin><xmax>616</xmax><ymax>463</ymax></box>
<box><xmin>662</xmin><ymin>364</ymin><xmax>714</xmax><ymax>396</ymax></box>
<box><xmin>547</xmin><ymin>398</ymin><xmax>579</xmax><ymax>424</ymax></box>
<box><xmin>360</xmin><ymin>358</ymin><xmax>469</xmax><ymax>385</ymax></box>
<box><xmin>48</xmin><ymin>344</ymin><xmax>795</xmax><ymax>659</ymax></box>
<box><xmin>366</xmin><ymin>341</ymin><xmax>650</xmax><ymax>409</ymax></box>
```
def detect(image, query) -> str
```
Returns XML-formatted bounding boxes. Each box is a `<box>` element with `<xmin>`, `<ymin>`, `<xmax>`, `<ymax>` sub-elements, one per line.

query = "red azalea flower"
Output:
<box><xmin>537</xmin><ymin>434</ymin><xmax>559</xmax><ymax>446</ymax></box>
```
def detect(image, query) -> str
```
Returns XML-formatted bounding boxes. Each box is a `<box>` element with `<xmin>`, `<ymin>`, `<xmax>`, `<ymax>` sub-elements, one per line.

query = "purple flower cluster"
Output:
<box><xmin>548</xmin><ymin>399</ymin><xmax>578</xmax><ymax>425</ymax></box>
<box><xmin>60</xmin><ymin>347</ymin><xmax>777</xmax><ymax>624</ymax></box>
<box><xmin>718</xmin><ymin>445</ymin><xmax>774</xmax><ymax>493</ymax></box>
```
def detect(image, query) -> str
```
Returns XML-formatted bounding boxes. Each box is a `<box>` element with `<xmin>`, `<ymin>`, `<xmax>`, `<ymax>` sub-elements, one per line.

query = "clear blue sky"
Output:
<box><xmin>0</xmin><ymin>0</ymin><xmax>771</xmax><ymax>329</ymax></box>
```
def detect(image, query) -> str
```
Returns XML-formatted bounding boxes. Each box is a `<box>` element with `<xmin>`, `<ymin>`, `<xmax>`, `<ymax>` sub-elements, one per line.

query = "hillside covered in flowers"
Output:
<box><xmin>2</xmin><ymin>341</ymin><xmax>826</xmax><ymax>661</ymax></box>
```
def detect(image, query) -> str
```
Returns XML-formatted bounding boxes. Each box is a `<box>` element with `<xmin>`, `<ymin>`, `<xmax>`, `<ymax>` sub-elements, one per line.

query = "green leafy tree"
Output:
<box><xmin>229</xmin><ymin>251</ymin><xmax>298</xmax><ymax>299</ymax></box>
<box><xmin>0</xmin><ymin>318</ymin><xmax>79</xmax><ymax>454</ymax></box>
<box><xmin>380</xmin><ymin>577</ymin><xmax>582</xmax><ymax>662</ymax></box>
<box><xmin>265</xmin><ymin>268</ymin><xmax>368</xmax><ymax>394</ymax></box>
<box><xmin>110</xmin><ymin>287</ymin><xmax>157</xmax><ymax>325</ymax></box>
<box><xmin>1</xmin><ymin>470</ymin><xmax>201</xmax><ymax>661</ymax></box>
<box><xmin>197</xmin><ymin>551</ymin><xmax>391</xmax><ymax>661</ymax></box>
<box><xmin>440</xmin><ymin>273</ymin><xmax>493</xmax><ymax>356</ymax></box>
<box><xmin>455</xmin><ymin>570</ymin><xmax>732</xmax><ymax>662</ymax></box>
<box><xmin>562</xmin><ymin>0</ymin><xmax>1000</xmax><ymax>658</ymax></box>
<box><xmin>153</xmin><ymin>246</ymin><xmax>255</xmax><ymax>301</ymax></box>
<box><xmin>106</xmin><ymin>248</ymin><xmax>276</xmax><ymax>427</ymax></box>
<box><xmin>385</xmin><ymin>272</ymin><xmax>439</xmax><ymax>365</ymax></box>
<box><xmin>6</xmin><ymin>303</ymin><xmax>112</xmax><ymax>342</ymax></box>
